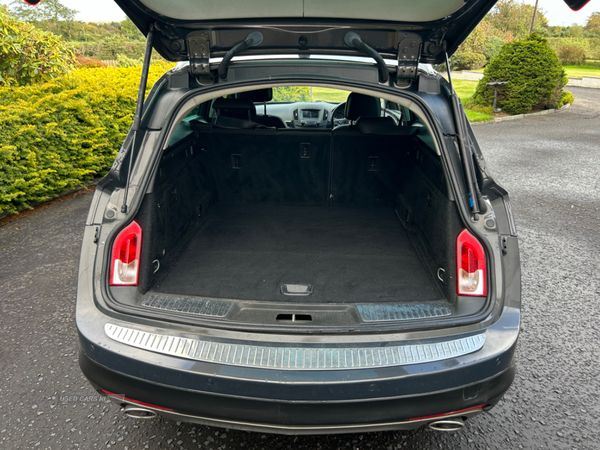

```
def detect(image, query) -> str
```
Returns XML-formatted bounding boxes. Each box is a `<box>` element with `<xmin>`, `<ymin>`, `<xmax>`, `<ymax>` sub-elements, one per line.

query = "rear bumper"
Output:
<box><xmin>80</xmin><ymin>349</ymin><xmax>514</xmax><ymax>434</ymax></box>
<box><xmin>77</xmin><ymin>305</ymin><xmax>519</xmax><ymax>434</ymax></box>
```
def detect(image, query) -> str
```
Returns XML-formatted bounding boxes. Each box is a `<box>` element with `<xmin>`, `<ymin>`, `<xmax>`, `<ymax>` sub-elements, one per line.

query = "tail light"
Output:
<box><xmin>110</xmin><ymin>221</ymin><xmax>142</xmax><ymax>286</ymax></box>
<box><xmin>456</xmin><ymin>229</ymin><xmax>486</xmax><ymax>296</ymax></box>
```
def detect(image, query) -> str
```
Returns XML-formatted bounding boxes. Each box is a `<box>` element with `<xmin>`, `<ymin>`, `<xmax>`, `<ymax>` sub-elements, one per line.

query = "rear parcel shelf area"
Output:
<box><xmin>109</xmin><ymin>118</ymin><xmax>485</xmax><ymax>327</ymax></box>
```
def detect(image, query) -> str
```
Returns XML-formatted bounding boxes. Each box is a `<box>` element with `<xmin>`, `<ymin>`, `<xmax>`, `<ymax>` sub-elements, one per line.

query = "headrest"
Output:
<box><xmin>213</xmin><ymin>97</ymin><xmax>256</xmax><ymax>111</ymax></box>
<box><xmin>236</xmin><ymin>88</ymin><xmax>273</xmax><ymax>102</ymax></box>
<box><xmin>213</xmin><ymin>97</ymin><xmax>256</xmax><ymax>122</ymax></box>
<box><xmin>344</xmin><ymin>93</ymin><xmax>381</xmax><ymax>121</ymax></box>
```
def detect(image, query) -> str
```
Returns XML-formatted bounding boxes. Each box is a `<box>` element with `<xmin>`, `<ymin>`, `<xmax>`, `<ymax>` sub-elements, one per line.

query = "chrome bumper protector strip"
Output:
<box><xmin>356</xmin><ymin>303</ymin><xmax>452</xmax><ymax>322</ymax></box>
<box><xmin>105</xmin><ymin>324</ymin><xmax>485</xmax><ymax>371</ymax></box>
<box><xmin>141</xmin><ymin>294</ymin><xmax>233</xmax><ymax>317</ymax></box>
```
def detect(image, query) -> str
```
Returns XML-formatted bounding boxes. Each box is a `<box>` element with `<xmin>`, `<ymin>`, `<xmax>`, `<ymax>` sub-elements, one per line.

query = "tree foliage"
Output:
<box><xmin>484</xmin><ymin>36</ymin><xmax>506</xmax><ymax>62</ymax></box>
<box><xmin>451</xmin><ymin>17</ymin><xmax>518</xmax><ymax>71</ymax></box>
<box><xmin>0</xmin><ymin>6</ymin><xmax>76</xmax><ymax>86</ymax></box>
<box><xmin>120</xmin><ymin>18</ymin><xmax>142</xmax><ymax>41</ymax></box>
<box><xmin>9</xmin><ymin>0</ymin><xmax>76</xmax><ymax>23</ymax></box>
<box><xmin>43</xmin><ymin>20</ymin><xmax>136</xmax><ymax>43</ymax></box>
<box><xmin>488</xmin><ymin>0</ymin><xmax>549</xmax><ymax>39</ymax></box>
<box><xmin>272</xmin><ymin>86</ymin><xmax>310</xmax><ymax>102</ymax></box>
<box><xmin>460</xmin><ymin>23</ymin><xmax>488</xmax><ymax>54</ymax></box>
<box><xmin>584</xmin><ymin>12</ymin><xmax>600</xmax><ymax>35</ymax></box>
<box><xmin>566</xmin><ymin>25</ymin><xmax>584</xmax><ymax>38</ymax></box>
<box><xmin>468</xmin><ymin>34</ymin><xmax>568</xmax><ymax>115</ymax></box>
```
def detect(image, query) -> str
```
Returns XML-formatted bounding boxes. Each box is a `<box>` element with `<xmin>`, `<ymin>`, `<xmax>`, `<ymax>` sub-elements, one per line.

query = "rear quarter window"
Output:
<box><xmin>168</xmin><ymin>105</ymin><xmax>203</xmax><ymax>147</ymax></box>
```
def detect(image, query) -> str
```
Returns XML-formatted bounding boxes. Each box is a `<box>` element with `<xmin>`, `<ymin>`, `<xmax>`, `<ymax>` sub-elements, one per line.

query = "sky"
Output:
<box><xmin>1</xmin><ymin>0</ymin><xmax>598</xmax><ymax>26</ymax></box>
<box><xmin>523</xmin><ymin>0</ymin><xmax>599</xmax><ymax>26</ymax></box>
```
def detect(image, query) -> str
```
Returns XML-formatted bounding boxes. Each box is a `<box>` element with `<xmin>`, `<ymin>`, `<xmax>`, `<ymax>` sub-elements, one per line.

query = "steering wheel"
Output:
<box><xmin>331</xmin><ymin>102</ymin><xmax>349</xmax><ymax>128</ymax></box>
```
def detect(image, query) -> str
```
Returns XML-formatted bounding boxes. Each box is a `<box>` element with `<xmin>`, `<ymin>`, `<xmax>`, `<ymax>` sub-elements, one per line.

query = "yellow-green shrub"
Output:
<box><xmin>0</xmin><ymin>63</ymin><xmax>173</xmax><ymax>214</ymax></box>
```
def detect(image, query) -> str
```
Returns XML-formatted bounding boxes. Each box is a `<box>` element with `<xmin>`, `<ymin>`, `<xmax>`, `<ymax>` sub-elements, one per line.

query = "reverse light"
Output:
<box><xmin>456</xmin><ymin>229</ymin><xmax>486</xmax><ymax>297</ymax></box>
<box><xmin>110</xmin><ymin>221</ymin><xmax>142</xmax><ymax>286</ymax></box>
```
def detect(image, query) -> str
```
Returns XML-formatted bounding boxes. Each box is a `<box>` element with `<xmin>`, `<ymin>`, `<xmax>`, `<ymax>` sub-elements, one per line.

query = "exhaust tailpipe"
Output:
<box><xmin>122</xmin><ymin>405</ymin><xmax>158</xmax><ymax>419</ymax></box>
<box><xmin>428</xmin><ymin>418</ymin><xmax>465</xmax><ymax>432</ymax></box>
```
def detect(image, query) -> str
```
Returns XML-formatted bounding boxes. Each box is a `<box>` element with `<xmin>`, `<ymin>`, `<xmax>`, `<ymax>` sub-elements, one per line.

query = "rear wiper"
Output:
<box><xmin>444</xmin><ymin>52</ymin><xmax>481</xmax><ymax>216</ymax></box>
<box><xmin>218</xmin><ymin>31</ymin><xmax>264</xmax><ymax>80</ymax></box>
<box><xmin>344</xmin><ymin>32</ymin><xmax>389</xmax><ymax>84</ymax></box>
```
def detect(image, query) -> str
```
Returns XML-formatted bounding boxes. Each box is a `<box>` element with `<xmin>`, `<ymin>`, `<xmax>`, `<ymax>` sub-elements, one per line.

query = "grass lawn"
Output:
<box><xmin>465</xmin><ymin>110</ymin><xmax>493</xmax><ymax>122</ymax></box>
<box><xmin>563</xmin><ymin>65</ymin><xmax>600</xmax><ymax>78</ymax></box>
<box><xmin>310</xmin><ymin>87</ymin><xmax>350</xmax><ymax>103</ymax></box>
<box><xmin>308</xmin><ymin>83</ymin><xmax>493</xmax><ymax>122</ymax></box>
<box><xmin>452</xmin><ymin>79</ymin><xmax>479</xmax><ymax>100</ymax></box>
<box><xmin>452</xmin><ymin>80</ymin><xmax>494</xmax><ymax>122</ymax></box>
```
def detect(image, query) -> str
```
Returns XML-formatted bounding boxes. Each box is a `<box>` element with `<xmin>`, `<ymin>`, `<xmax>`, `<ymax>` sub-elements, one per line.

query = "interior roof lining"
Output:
<box><xmin>139</xmin><ymin>0</ymin><xmax>465</xmax><ymax>23</ymax></box>
<box><xmin>163</xmin><ymin>83</ymin><xmax>440</xmax><ymax>156</ymax></box>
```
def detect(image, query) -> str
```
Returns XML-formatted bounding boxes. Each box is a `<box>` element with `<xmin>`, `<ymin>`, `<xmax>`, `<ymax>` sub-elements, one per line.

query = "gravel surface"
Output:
<box><xmin>1</xmin><ymin>87</ymin><xmax>599</xmax><ymax>450</ymax></box>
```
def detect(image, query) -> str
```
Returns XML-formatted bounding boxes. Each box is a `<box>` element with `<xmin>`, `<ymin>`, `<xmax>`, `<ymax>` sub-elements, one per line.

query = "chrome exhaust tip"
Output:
<box><xmin>122</xmin><ymin>405</ymin><xmax>158</xmax><ymax>419</ymax></box>
<box><xmin>428</xmin><ymin>418</ymin><xmax>465</xmax><ymax>432</ymax></box>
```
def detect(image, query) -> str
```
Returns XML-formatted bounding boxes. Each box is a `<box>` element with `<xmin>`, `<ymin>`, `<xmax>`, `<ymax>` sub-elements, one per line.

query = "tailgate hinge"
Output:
<box><xmin>397</xmin><ymin>36</ymin><xmax>422</xmax><ymax>80</ymax></box>
<box><xmin>187</xmin><ymin>32</ymin><xmax>210</xmax><ymax>76</ymax></box>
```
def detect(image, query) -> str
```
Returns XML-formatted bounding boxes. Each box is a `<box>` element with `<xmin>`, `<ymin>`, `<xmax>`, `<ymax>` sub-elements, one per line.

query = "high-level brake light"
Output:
<box><xmin>456</xmin><ymin>229</ymin><xmax>486</xmax><ymax>296</ymax></box>
<box><xmin>110</xmin><ymin>221</ymin><xmax>142</xmax><ymax>286</ymax></box>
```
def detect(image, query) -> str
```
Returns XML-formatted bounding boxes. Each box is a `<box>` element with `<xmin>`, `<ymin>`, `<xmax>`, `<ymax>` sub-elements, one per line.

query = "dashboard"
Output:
<box><xmin>253</xmin><ymin>102</ymin><xmax>349</xmax><ymax>129</ymax></box>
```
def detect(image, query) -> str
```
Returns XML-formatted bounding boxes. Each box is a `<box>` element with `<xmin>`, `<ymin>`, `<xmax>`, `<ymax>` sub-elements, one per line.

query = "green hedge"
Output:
<box><xmin>547</xmin><ymin>37</ymin><xmax>600</xmax><ymax>61</ymax></box>
<box><xmin>0</xmin><ymin>63</ymin><xmax>172</xmax><ymax>214</ymax></box>
<box><xmin>558</xmin><ymin>45</ymin><xmax>587</xmax><ymax>65</ymax></box>
<box><xmin>74</xmin><ymin>39</ymin><xmax>146</xmax><ymax>61</ymax></box>
<box><xmin>452</xmin><ymin>52</ymin><xmax>487</xmax><ymax>70</ymax></box>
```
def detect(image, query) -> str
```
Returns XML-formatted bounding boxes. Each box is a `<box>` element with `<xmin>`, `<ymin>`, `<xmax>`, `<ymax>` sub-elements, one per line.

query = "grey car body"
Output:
<box><xmin>77</xmin><ymin>0</ymin><xmax>526</xmax><ymax>434</ymax></box>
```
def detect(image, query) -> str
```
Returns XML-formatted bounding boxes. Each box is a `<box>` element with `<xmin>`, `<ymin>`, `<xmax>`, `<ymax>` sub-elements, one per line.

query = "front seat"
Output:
<box><xmin>236</xmin><ymin>88</ymin><xmax>286</xmax><ymax>128</ymax></box>
<box><xmin>334</xmin><ymin>92</ymin><xmax>399</xmax><ymax>134</ymax></box>
<box><xmin>212</xmin><ymin>97</ymin><xmax>260</xmax><ymax>128</ymax></box>
<box><xmin>344</xmin><ymin>92</ymin><xmax>381</xmax><ymax>122</ymax></box>
<box><xmin>334</xmin><ymin>92</ymin><xmax>410</xmax><ymax>136</ymax></box>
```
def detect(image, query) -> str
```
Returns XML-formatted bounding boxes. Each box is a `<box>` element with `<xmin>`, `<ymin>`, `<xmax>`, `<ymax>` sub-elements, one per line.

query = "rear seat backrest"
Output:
<box><xmin>330</xmin><ymin>93</ymin><xmax>419</xmax><ymax>206</ymax></box>
<box><xmin>193</xmin><ymin>92</ymin><xmax>418</xmax><ymax>208</ymax></box>
<box><xmin>331</xmin><ymin>126</ymin><xmax>412</xmax><ymax>206</ymax></box>
<box><xmin>195</xmin><ymin>124</ymin><xmax>332</xmax><ymax>205</ymax></box>
<box><xmin>354</xmin><ymin>117</ymin><xmax>417</xmax><ymax>135</ymax></box>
